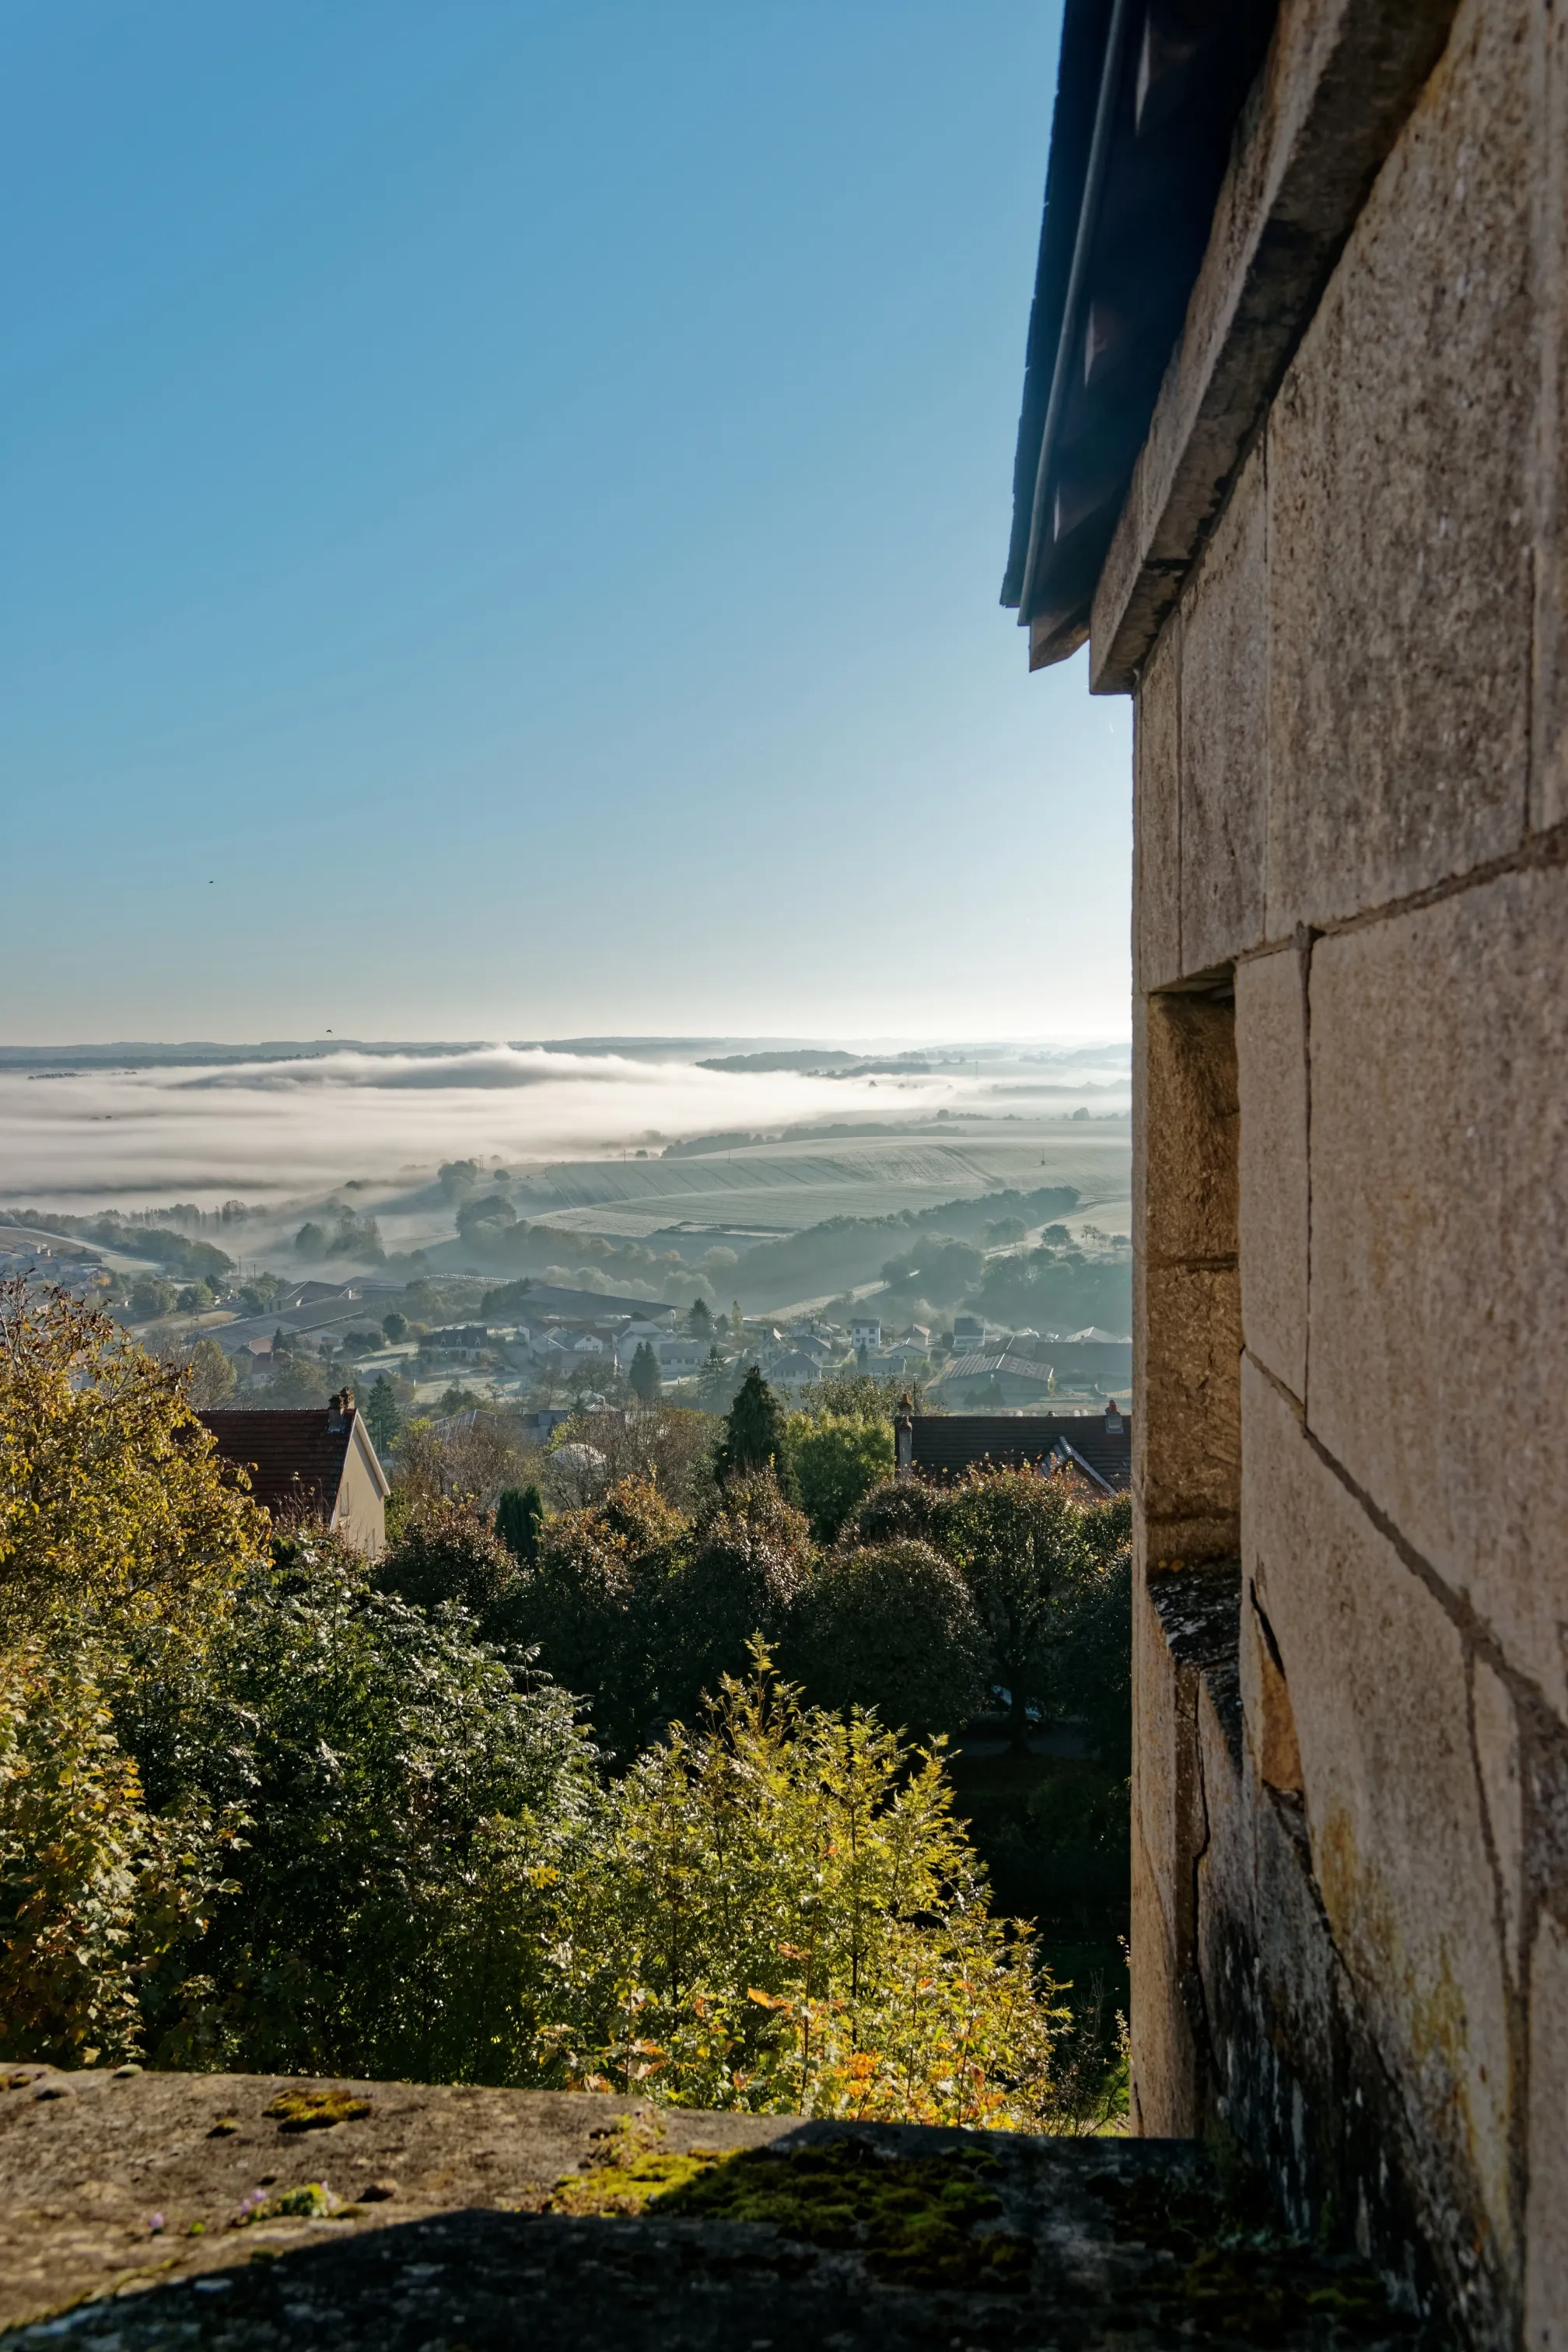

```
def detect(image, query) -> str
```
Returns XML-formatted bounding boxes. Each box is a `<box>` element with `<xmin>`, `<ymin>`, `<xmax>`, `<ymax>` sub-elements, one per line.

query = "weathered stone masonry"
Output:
<box><xmin>1008</xmin><ymin>1</ymin><xmax>1568</xmax><ymax>2343</ymax></box>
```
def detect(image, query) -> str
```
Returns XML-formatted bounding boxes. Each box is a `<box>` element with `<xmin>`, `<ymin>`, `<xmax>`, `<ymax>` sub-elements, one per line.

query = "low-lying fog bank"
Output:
<box><xmin>0</xmin><ymin>1038</ymin><xmax>1129</xmax><ymax>1213</ymax></box>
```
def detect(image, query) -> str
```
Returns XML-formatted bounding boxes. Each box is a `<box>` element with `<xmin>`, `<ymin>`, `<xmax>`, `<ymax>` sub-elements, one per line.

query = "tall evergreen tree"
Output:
<box><xmin>495</xmin><ymin>1482</ymin><xmax>546</xmax><ymax>1567</ymax></box>
<box><xmin>628</xmin><ymin>1340</ymin><xmax>663</xmax><ymax>1407</ymax></box>
<box><xmin>688</xmin><ymin>1298</ymin><xmax>713</xmax><ymax>1339</ymax></box>
<box><xmin>364</xmin><ymin>1374</ymin><xmax>401</xmax><ymax>1456</ymax></box>
<box><xmin>714</xmin><ymin>1367</ymin><xmax>796</xmax><ymax>1498</ymax></box>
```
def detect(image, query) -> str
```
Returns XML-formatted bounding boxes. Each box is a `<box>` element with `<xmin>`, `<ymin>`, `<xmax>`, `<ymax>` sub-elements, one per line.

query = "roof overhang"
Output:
<box><xmin>1001</xmin><ymin>0</ymin><xmax>1279</xmax><ymax>670</ymax></box>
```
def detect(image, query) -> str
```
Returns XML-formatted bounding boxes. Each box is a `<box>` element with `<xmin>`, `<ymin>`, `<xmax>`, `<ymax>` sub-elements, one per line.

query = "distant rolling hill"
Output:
<box><xmin>506</xmin><ymin>1126</ymin><xmax>1130</xmax><ymax>1240</ymax></box>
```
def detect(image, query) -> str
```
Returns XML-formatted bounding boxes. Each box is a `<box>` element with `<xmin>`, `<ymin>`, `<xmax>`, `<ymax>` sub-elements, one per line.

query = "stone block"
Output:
<box><xmin>1141</xmin><ymin>992</ymin><xmax>1239</xmax><ymax>1266</ymax></box>
<box><xmin>1179</xmin><ymin>446</ymin><xmax>1269</xmax><ymax>974</ymax></box>
<box><xmin>1135</xmin><ymin>615</ymin><xmax>1183</xmax><ymax>992</ymax></box>
<box><xmin>1136</xmin><ymin>990</ymin><xmax>1241</xmax><ymax>1560</ymax></box>
<box><xmin>1235</xmin><ymin>947</ymin><xmax>1308</xmax><ymax>1399</ymax></box>
<box><xmin>1265</xmin><ymin>0</ymin><xmax>1536</xmax><ymax>930</ymax></box>
<box><xmin>1140</xmin><ymin>1262</ymin><xmax>1241</xmax><ymax>1561</ymax></box>
<box><xmin>1241</xmin><ymin>1356</ymin><xmax>1516</xmax><ymax>2290</ymax></box>
<box><xmin>1525</xmin><ymin>1910</ymin><xmax>1568</xmax><ymax>2349</ymax></box>
<box><xmin>1307</xmin><ymin>868</ymin><xmax>1568</xmax><ymax>1718</ymax></box>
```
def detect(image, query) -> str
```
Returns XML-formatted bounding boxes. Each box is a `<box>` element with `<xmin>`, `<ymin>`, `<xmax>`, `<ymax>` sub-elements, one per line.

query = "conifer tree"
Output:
<box><xmin>495</xmin><ymin>1482</ymin><xmax>545</xmax><ymax>1566</ymax></box>
<box><xmin>364</xmin><ymin>1373</ymin><xmax>401</xmax><ymax>1456</ymax></box>
<box><xmin>628</xmin><ymin>1340</ymin><xmax>662</xmax><ymax>1407</ymax></box>
<box><xmin>713</xmin><ymin>1367</ymin><xmax>796</xmax><ymax>1498</ymax></box>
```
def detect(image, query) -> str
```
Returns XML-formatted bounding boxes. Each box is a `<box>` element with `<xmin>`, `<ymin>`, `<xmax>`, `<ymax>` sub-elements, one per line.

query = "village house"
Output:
<box><xmin>1005</xmin><ymin>0</ymin><xmax>1568</xmax><ymax>2337</ymax></box>
<box><xmin>199</xmin><ymin>1391</ymin><xmax>389</xmax><ymax>1556</ymax></box>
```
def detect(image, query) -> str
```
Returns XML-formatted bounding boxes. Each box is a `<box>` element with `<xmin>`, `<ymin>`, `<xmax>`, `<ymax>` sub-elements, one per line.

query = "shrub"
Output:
<box><xmin>138</xmin><ymin>1538</ymin><xmax>597</xmax><ymax>2081</ymax></box>
<box><xmin>841</xmin><ymin>1475</ymin><xmax>946</xmax><ymax>1550</ymax></box>
<box><xmin>0</xmin><ymin>1638</ymin><xmax>226</xmax><ymax>2069</ymax></box>
<box><xmin>783</xmin><ymin>1541</ymin><xmax>985</xmax><ymax>1741</ymax></box>
<box><xmin>511</xmin><ymin>1476</ymin><xmax>692</xmax><ymax>1756</ymax></box>
<box><xmin>377</xmin><ymin>1498</ymin><xmax>520</xmax><ymax>1620</ymax></box>
<box><xmin>537</xmin><ymin>1657</ymin><xmax>1067</xmax><ymax>2129</ymax></box>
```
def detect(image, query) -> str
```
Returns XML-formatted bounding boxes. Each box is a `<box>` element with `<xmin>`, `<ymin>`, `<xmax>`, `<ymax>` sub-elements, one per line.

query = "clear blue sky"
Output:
<box><xmin>1</xmin><ymin>0</ymin><xmax>1130</xmax><ymax>1045</ymax></box>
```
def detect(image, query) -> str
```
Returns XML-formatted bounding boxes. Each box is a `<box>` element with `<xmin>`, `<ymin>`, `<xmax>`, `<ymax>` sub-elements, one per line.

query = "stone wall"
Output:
<box><xmin>1122</xmin><ymin>2</ymin><xmax>1568</xmax><ymax>2344</ymax></box>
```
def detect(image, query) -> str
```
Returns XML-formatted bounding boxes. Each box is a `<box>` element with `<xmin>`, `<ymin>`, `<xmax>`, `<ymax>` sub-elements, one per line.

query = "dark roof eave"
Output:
<box><xmin>1002</xmin><ymin>0</ymin><xmax>1281</xmax><ymax>668</ymax></box>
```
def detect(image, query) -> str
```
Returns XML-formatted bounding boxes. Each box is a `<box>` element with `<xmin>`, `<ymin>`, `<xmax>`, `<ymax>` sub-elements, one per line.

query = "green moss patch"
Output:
<box><xmin>544</xmin><ymin>2112</ymin><xmax>721</xmax><ymax>2217</ymax></box>
<box><xmin>238</xmin><ymin>2181</ymin><xmax>337</xmax><ymax>2223</ymax></box>
<box><xmin>264</xmin><ymin>2088</ymin><xmax>373</xmax><ymax>2132</ymax></box>
<box><xmin>658</xmin><ymin>2137</ymin><xmax>1033</xmax><ymax>2294</ymax></box>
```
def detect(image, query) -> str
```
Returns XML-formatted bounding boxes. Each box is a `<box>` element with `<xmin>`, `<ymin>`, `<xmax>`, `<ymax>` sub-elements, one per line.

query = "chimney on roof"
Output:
<box><xmin>1104</xmin><ymin>1398</ymin><xmax>1123</xmax><ymax>1434</ymax></box>
<box><xmin>327</xmin><ymin>1388</ymin><xmax>355</xmax><ymax>1431</ymax></box>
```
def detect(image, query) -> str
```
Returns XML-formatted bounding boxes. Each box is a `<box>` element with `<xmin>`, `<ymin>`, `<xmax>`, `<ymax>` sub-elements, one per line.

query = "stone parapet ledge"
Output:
<box><xmin>0</xmin><ymin>2066</ymin><xmax>1433</xmax><ymax>2348</ymax></box>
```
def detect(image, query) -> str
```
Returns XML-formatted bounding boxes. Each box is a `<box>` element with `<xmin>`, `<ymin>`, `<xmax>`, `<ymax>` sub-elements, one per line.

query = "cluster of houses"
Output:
<box><xmin>376</xmin><ymin>1292</ymin><xmax>1130</xmax><ymax>1412</ymax></box>
<box><xmin>0</xmin><ymin>1234</ymin><xmax>107</xmax><ymax>1299</ymax></box>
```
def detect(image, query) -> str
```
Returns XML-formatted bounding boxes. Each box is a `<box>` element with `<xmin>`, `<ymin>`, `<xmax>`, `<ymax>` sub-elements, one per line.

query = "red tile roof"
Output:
<box><xmin>198</xmin><ymin>1406</ymin><xmax>355</xmax><ymax>1521</ymax></box>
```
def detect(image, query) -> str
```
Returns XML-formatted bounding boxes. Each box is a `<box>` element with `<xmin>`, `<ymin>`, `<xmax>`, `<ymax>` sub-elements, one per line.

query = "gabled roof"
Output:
<box><xmin>198</xmin><ymin>1404</ymin><xmax>387</xmax><ymax>1520</ymax></box>
<box><xmin>908</xmin><ymin>1410</ymin><xmax>1131</xmax><ymax>1491</ymax></box>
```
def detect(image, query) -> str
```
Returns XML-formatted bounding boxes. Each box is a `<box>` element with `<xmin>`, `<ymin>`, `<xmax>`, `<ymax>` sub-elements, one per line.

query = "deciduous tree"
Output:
<box><xmin>934</xmin><ymin>1466</ymin><xmax>1094</xmax><ymax>1755</ymax></box>
<box><xmin>785</xmin><ymin>1411</ymin><xmax>894</xmax><ymax>1545</ymax></box>
<box><xmin>783</xmin><ymin>1541</ymin><xmax>985</xmax><ymax>1741</ymax></box>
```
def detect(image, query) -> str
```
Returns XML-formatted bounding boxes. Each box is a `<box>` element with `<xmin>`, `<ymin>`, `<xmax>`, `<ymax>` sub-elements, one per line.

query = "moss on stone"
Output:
<box><xmin>544</xmin><ymin>2112</ymin><xmax>721</xmax><ymax>2217</ymax></box>
<box><xmin>657</xmin><ymin>2137</ymin><xmax>1034</xmax><ymax>2293</ymax></box>
<box><xmin>264</xmin><ymin>2088</ymin><xmax>373</xmax><ymax>2132</ymax></box>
